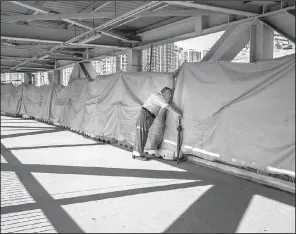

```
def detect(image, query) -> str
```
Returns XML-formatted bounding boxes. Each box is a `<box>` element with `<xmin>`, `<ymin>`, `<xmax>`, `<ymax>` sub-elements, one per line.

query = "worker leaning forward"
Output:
<box><xmin>132</xmin><ymin>87</ymin><xmax>182</xmax><ymax>161</ymax></box>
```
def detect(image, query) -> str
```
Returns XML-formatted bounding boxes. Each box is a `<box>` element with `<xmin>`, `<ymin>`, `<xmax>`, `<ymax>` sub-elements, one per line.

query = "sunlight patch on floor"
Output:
<box><xmin>1</xmin><ymin>171</ymin><xmax>35</xmax><ymax>207</ymax></box>
<box><xmin>236</xmin><ymin>194</ymin><xmax>295</xmax><ymax>233</ymax></box>
<box><xmin>1</xmin><ymin>209</ymin><xmax>57</xmax><ymax>233</ymax></box>
<box><xmin>62</xmin><ymin>184</ymin><xmax>213</xmax><ymax>233</ymax></box>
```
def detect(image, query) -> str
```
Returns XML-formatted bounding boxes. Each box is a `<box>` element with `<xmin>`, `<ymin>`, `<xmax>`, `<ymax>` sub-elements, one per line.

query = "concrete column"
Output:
<box><xmin>48</xmin><ymin>71</ymin><xmax>53</xmax><ymax>84</ymax></box>
<box><xmin>127</xmin><ymin>49</ymin><xmax>142</xmax><ymax>72</ymax></box>
<box><xmin>195</xmin><ymin>15</ymin><xmax>208</xmax><ymax>33</ymax></box>
<box><xmin>250</xmin><ymin>21</ymin><xmax>274</xmax><ymax>62</ymax></box>
<box><xmin>85</xmin><ymin>49</ymin><xmax>89</xmax><ymax>59</ymax></box>
<box><xmin>23</xmin><ymin>73</ymin><xmax>33</xmax><ymax>85</ymax></box>
<box><xmin>116</xmin><ymin>55</ymin><xmax>121</xmax><ymax>72</ymax></box>
<box><xmin>48</xmin><ymin>70</ymin><xmax>61</xmax><ymax>85</ymax></box>
<box><xmin>23</xmin><ymin>73</ymin><xmax>29</xmax><ymax>85</ymax></box>
<box><xmin>54</xmin><ymin>70</ymin><xmax>61</xmax><ymax>84</ymax></box>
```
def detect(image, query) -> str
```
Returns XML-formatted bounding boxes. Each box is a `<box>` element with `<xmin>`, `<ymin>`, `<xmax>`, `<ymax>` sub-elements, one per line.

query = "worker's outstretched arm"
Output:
<box><xmin>165</xmin><ymin>105</ymin><xmax>182</xmax><ymax>118</ymax></box>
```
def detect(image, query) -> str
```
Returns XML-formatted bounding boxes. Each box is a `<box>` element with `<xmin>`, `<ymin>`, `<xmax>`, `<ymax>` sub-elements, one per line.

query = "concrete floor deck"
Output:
<box><xmin>1</xmin><ymin>115</ymin><xmax>295</xmax><ymax>233</ymax></box>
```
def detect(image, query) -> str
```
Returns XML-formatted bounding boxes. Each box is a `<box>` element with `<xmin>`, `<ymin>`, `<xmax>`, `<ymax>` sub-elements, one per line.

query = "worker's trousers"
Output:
<box><xmin>133</xmin><ymin>108</ymin><xmax>155</xmax><ymax>156</ymax></box>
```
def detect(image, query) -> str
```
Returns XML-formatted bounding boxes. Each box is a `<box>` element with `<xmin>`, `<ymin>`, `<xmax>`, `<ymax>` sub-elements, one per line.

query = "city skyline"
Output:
<box><xmin>1</xmin><ymin>32</ymin><xmax>295</xmax><ymax>86</ymax></box>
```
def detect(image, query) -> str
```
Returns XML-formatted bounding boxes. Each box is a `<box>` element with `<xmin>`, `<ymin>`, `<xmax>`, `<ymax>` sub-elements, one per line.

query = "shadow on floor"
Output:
<box><xmin>1</xmin><ymin>121</ymin><xmax>43</xmax><ymax>124</ymax></box>
<box><xmin>1</xmin><ymin>116</ymin><xmax>295</xmax><ymax>233</ymax></box>
<box><xmin>1</xmin><ymin>129</ymin><xmax>65</xmax><ymax>139</ymax></box>
<box><xmin>1</xmin><ymin>125</ymin><xmax>57</xmax><ymax>129</ymax></box>
<box><xmin>6</xmin><ymin>143</ymin><xmax>105</xmax><ymax>150</ymax></box>
<box><xmin>1</xmin><ymin>141</ymin><xmax>295</xmax><ymax>233</ymax></box>
<box><xmin>1</xmin><ymin>143</ymin><xmax>84</xmax><ymax>233</ymax></box>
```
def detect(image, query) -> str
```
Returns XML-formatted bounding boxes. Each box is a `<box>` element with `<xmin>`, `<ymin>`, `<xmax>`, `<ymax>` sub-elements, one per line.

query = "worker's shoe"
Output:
<box><xmin>132</xmin><ymin>154</ymin><xmax>149</xmax><ymax>161</ymax></box>
<box><xmin>138</xmin><ymin>156</ymin><xmax>149</xmax><ymax>161</ymax></box>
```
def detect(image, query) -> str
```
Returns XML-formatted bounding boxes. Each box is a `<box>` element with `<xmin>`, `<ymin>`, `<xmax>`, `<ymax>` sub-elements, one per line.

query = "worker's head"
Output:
<box><xmin>161</xmin><ymin>87</ymin><xmax>173</xmax><ymax>102</ymax></box>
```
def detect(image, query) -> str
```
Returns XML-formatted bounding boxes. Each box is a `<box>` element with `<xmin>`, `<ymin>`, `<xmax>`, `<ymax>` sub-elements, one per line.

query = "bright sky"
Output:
<box><xmin>175</xmin><ymin>31</ymin><xmax>224</xmax><ymax>51</ymax></box>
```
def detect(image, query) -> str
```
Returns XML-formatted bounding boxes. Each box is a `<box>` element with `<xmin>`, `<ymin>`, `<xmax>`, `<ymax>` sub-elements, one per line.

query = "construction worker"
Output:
<box><xmin>132</xmin><ymin>87</ymin><xmax>182</xmax><ymax>161</ymax></box>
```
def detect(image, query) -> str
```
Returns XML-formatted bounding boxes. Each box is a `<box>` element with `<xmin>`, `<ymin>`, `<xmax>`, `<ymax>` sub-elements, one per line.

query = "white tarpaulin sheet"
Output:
<box><xmin>78</xmin><ymin>72</ymin><xmax>173</xmax><ymax>147</ymax></box>
<box><xmin>50</xmin><ymin>72</ymin><xmax>173</xmax><ymax>149</ymax></box>
<box><xmin>1</xmin><ymin>72</ymin><xmax>173</xmax><ymax>151</ymax></box>
<box><xmin>161</xmin><ymin>54</ymin><xmax>295</xmax><ymax>173</ymax></box>
<box><xmin>19</xmin><ymin>84</ymin><xmax>55</xmax><ymax>120</ymax></box>
<box><xmin>1</xmin><ymin>83</ymin><xmax>22</xmax><ymax>114</ymax></box>
<box><xmin>50</xmin><ymin>79</ymin><xmax>87</xmax><ymax>127</ymax></box>
<box><xmin>1</xmin><ymin>55</ymin><xmax>294</xmax><ymax>174</ymax></box>
<box><xmin>1</xmin><ymin>83</ymin><xmax>63</xmax><ymax>121</ymax></box>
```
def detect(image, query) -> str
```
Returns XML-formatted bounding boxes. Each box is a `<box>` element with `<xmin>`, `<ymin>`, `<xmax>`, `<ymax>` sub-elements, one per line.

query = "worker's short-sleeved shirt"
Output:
<box><xmin>143</xmin><ymin>92</ymin><xmax>168</xmax><ymax>116</ymax></box>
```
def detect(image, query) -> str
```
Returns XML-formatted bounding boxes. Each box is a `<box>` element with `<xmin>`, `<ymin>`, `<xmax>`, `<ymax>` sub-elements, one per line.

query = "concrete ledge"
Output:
<box><xmin>187</xmin><ymin>155</ymin><xmax>295</xmax><ymax>194</ymax></box>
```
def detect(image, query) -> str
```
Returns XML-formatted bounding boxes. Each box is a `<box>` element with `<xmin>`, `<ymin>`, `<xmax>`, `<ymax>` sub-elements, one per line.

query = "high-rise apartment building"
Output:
<box><xmin>32</xmin><ymin>72</ymin><xmax>49</xmax><ymax>86</ymax></box>
<box><xmin>142</xmin><ymin>43</ymin><xmax>178</xmax><ymax>72</ymax></box>
<box><xmin>1</xmin><ymin>73</ymin><xmax>24</xmax><ymax>86</ymax></box>
<box><xmin>119</xmin><ymin>54</ymin><xmax>128</xmax><ymax>72</ymax></box>
<box><xmin>92</xmin><ymin>57</ymin><xmax>116</xmax><ymax>75</ymax></box>
<box><xmin>183</xmin><ymin>49</ymin><xmax>201</xmax><ymax>63</ymax></box>
<box><xmin>62</xmin><ymin>67</ymin><xmax>73</xmax><ymax>86</ymax></box>
<box><xmin>91</xmin><ymin>54</ymin><xmax>127</xmax><ymax>75</ymax></box>
<box><xmin>176</xmin><ymin>46</ymin><xmax>184</xmax><ymax>68</ymax></box>
<box><xmin>189</xmin><ymin>49</ymin><xmax>201</xmax><ymax>62</ymax></box>
<box><xmin>184</xmin><ymin>51</ymin><xmax>188</xmax><ymax>63</ymax></box>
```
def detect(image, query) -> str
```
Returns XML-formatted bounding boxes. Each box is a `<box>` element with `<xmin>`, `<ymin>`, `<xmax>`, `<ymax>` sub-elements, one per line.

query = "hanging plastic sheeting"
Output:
<box><xmin>49</xmin><ymin>84</ymin><xmax>65</xmax><ymax>123</ymax></box>
<box><xmin>1</xmin><ymin>71</ymin><xmax>173</xmax><ymax>151</ymax></box>
<box><xmin>1</xmin><ymin>83</ymin><xmax>23</xmax><ymax>114</ymax></box>
<box><xmin>50</xmin><ymin>79</ymin><xmax>88</xmax><ymax>128</ymax></box>
<box><xmin>64</xmin><ymin>71</ymin><xmax>106</xmax><ymax>132</ymax></box>
<box><xmin>161</xmin><ymin>54</ymin><xmax>295</xmax><ymax>175</ymax></box>
<box><xmin>81</xmin><ymin>72</ymin><xmax>173</xmax><ymax>146</ymax></box>
<box><xmin>19</xmin><ymin>84</ymin><xmax>56</xmax><ymax>120</ymax></box>
<box><xmin>69</xmin><ymin>75</ymin><xmax>115</xmax><ymax>133</ymax></box>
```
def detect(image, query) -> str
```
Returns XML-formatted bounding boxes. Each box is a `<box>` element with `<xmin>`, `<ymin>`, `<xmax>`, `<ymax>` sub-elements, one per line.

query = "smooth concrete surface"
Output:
<box><xmin>1</xmin><ymin>116</ymin><xmax>295</xmax><ymax>233</ymax></box>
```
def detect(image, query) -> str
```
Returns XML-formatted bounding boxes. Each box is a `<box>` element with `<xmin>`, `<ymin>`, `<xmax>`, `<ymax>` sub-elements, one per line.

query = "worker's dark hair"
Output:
<box><xmin>160</xmin><ymin>87</ymin><xmax>172</xmax><ymax>94</ymax></box>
